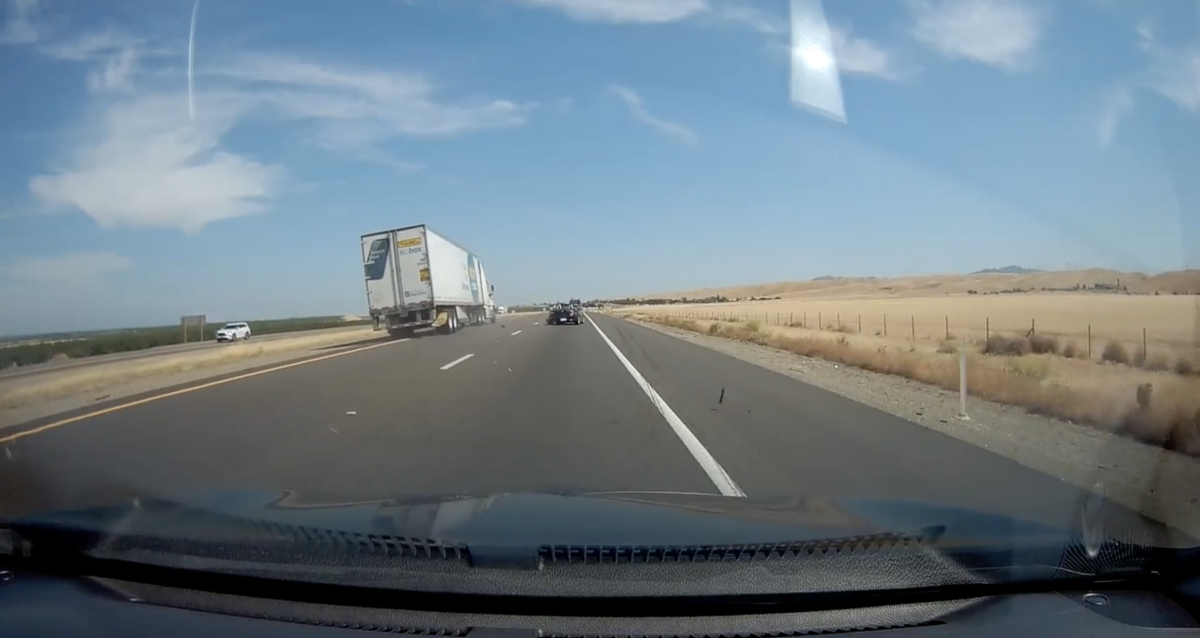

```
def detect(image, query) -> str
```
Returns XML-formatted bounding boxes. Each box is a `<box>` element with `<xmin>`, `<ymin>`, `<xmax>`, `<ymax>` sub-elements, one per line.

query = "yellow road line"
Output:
<box><xmin>0</xmin><ymin>338</ymin><xmax>410</xmax><ymax>445</ymax></box>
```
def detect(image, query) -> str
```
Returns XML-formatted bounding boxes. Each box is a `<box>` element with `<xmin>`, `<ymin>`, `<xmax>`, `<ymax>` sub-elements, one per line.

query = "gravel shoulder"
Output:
<box><xmin>624</xmin><ymin>316</ymin><xmax>1200</xmax><ymax>538</ymax></box>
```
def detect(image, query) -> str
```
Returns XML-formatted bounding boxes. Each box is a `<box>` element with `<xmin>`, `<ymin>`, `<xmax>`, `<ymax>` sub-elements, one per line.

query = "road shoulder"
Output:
<box><xmin>610</xmin><ymin>314</ymin><xmax>1200</xmax><ymax>537</ymax></box>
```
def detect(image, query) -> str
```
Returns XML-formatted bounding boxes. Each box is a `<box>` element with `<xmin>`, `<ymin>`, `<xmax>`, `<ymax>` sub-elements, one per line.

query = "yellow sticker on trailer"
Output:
<box><xmin>397</xmin><ymin>237</ymin><xmax>423</xmax><ymax>248</ymax></box>
<box><xmin>419</xmin><ymin>268</ymin><xmax>430</xmax><ymax>282</ymax></box>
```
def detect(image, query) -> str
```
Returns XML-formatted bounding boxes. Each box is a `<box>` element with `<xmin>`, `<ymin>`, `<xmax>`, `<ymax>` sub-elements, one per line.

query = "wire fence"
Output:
<box><xmin>654</xmin><ymin>306</ymin><xmax>1196</xmax><ymax>364</ymax></box>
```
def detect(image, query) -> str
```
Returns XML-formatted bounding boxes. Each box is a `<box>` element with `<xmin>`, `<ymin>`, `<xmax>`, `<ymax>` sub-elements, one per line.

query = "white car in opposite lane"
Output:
<box><xmin>215</xmin><ymin>322</ymin><xmax>252</xmax><ymax>342</ymax></box>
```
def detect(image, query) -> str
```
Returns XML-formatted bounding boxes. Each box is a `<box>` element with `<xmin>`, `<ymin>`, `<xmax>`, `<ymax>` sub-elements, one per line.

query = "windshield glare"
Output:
<box><xmin>0</xmin><ymin>0</ymin><xmax>1197</xmax><ymax>597</ymax></box>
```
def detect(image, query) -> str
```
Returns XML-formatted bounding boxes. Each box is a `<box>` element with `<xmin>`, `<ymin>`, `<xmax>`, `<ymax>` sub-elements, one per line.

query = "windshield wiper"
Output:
<box><xmin>0</xmin><ymin>495</ymin><xmax>1189</xmax><ymax>604</ymax></box>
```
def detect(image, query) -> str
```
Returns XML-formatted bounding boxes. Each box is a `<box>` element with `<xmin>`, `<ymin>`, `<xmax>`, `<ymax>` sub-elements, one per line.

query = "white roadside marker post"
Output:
<box><xmin>957</xmin><ymin>339</ymin><xmax>970</xmax><ymax>420</ymax></box>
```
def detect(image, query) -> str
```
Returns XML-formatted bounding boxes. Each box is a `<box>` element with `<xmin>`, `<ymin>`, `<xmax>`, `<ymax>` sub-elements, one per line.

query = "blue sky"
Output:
<box><xmin>0</xmin><ymin>0</ymin><xmax>1197</xmax><ymax>334</ymax></box>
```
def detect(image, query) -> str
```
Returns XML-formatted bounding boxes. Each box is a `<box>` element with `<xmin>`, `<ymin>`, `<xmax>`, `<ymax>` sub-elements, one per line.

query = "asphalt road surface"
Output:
<box><xmin>0</xmin><ymin>325</ymin><xmax>370</xmax><ymax>381</ymax></box>
<box><xmin>0</xmin><ymin>313</ymin><xmax>1097</xmax><ymax>530</ymax></box>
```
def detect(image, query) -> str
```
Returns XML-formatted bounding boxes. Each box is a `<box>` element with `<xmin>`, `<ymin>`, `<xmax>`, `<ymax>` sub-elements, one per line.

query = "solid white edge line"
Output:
<box><xmin>511</xmin><ymin>330</ymin><xmax>523</xmax><ymax>336</ymax></box>
<box><xmin>583</xmin><ymin>314</ymin><xmax>746</xmax><ymax>497</ymax></box>
<box><xmin>0</xmin><ymin>337</ymin><xmax>413</xmax><ymax>444</ymax></box>
<box><xmin>440</xmin><ymin>353</ymin><xmax>475</xmax><ymax>370</ymax></box>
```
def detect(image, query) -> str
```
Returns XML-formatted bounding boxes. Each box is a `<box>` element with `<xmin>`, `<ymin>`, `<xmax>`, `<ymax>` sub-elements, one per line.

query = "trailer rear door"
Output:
<box><xmin>362</xmin><ymin>232</ymin><xmax>399</xmax><ymax>311</ymax></box>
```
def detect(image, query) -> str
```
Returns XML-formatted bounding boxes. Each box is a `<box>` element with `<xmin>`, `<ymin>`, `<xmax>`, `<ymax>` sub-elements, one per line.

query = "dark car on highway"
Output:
<box><xmin>548</xmin><ymin>304</ymin><xmax>583</xmax><ymax>325</ymax></box>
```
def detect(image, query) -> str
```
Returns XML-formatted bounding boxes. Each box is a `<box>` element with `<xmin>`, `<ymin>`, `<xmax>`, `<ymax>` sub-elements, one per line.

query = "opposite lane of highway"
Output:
<box><xmin>0</xmin><ymin>312</ymin><xmax>1091</xmax><ymax>531</ymax></box>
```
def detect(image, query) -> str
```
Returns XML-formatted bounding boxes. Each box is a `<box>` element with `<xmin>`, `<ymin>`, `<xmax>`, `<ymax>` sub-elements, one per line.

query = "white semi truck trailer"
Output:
<box><xmin>361</xmin><ymin>224</ymin><xmax>496</xmax><ymax>338</ymax></box>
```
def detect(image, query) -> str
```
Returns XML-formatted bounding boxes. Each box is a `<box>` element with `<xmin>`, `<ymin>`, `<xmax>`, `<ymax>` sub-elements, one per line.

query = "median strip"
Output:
<box><xmin>0</xmin><ymin>328</ymin><xmax>387</xmax><ymax>412</ymax></box>
<box><xmin>0</xmin><ymin>338</ymin><xmax>410</xmax><ymax>444</ymax></box>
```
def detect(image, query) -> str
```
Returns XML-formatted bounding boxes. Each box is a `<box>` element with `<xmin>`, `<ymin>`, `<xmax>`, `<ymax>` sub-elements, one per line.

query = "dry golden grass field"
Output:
<box><xmin>618</xmin><ymin>269</ymin><xmax>1200</xmax><ymax>456</ymax></box>
<box><xmin>633</xmin><ymin>293</ymin><xmax>1198</xmax><ymax>357</ymax></box>
<box><xmin>656</xmin><ymin>268</ymin><xmax>1200</xmax><ymax>300</ymax></box>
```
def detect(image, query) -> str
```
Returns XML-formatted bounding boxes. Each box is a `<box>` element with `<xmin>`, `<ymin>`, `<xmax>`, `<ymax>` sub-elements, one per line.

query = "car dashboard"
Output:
<box><xmin>2</xmin><ymin>566</ymin><xmax>1198</xmax><ymax>638</ymax></box>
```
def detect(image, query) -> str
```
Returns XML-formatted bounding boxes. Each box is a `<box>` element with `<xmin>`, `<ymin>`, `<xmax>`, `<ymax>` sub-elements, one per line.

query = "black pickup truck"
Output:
<box><xmin>548</xmin><ymin>304</ymin><xmax>584</xmax><ymax>325</ymax></box>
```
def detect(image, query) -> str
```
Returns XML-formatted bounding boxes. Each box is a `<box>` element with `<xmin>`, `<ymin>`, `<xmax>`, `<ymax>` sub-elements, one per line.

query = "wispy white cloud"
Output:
<box><xmin>214</xmin><ymin>54</ymin><xmax>535</xmax><ymax>137</ymax></box>
<box><xmin>29</xmin><ymin>93</ymin><xmax>285</xmax><ymax>233</ymax></box>
<box><xmin>38</xmin><ymin>27</ymin><xmax>143</xmax><ymax>61</ymax></box>
<box><xmin>830</xmin><ymin>25</ymin><xmax>908</xmax><ymax>81</ymax></box>
<box><xmin>907</xmin><ymin>0</ymin><xmax>1047</xmax><ymax>71</ymax></box>
<box><xmin>1135</xmin><ymin>20</ymin><xmax>1154</xmax><ymax>51</ymax></box>
<box><xmin>87</xmin><ymin>46</ymin><xmax>138</xmax><ymax>93</ymax></box>
<box><xmin>1129</xmin><ymin>20</ymin><xmax>1200</xmax><ymax>114</ymax></box>
<box><xmin>21</xmin><ymin>29</ymin><xmax>533</xmax><ymax>232</ymax></box>
<box><xmin>1</xmin><ymin>5</ymin><xmax>280</xmax><ymax>233</ymax></box>
<box><xmin>713</xmin><ymin>3</ymin><xmax>785</xmax><ymax>34</ymax></box>
<box><xmin>508</xmin><ymin>0</ymin><xmax>902</xmax><ymax>87</ymax></box>
<box><xmin>765</xmin><ymin>24</ymin><xmax>907</xmax><ymax>83</ymax></box>
<box><xmin>3</xmin><ymin>8</ymin><xmax>149</xmax><ymax>93</ymax></box>
<box><xmin>509</xmin><ymin>0</ymin><xmax>795</xmax><ymax>36</ymax></box>
<box><xmin>1144</xmin><ymin>43</ymin><xmax>1200</xmax><ymax>113</ymax></box>
<box><xmin>1</xmin><ymin>251</ymin><xmax>131</xmax><ymax>285</ymax></box>
<box><xmin>509</xmin><ymin>0</ymin><xmax>709</xmax><ymax>24</ymax></box>
<box><xmin>0</xmin><ymin>0</ymin><xmax>37</xmax><ymax>45</ymax></box>
<box><xmin>1096</xmin><ymin>84</ymin><xmax>1134</xmax><ymax>147</ymax></box>
<box><xmin>608</xmin><ymin>85</ymin><xmax>698</xmax><ymax>147</ymax></box>
<box><xmin>209</xmin><ymin>53</ymin><xmax>535</xmax><ymax>178</ymax></box>
<box><xmin>1089</xmin><ymin>21</ymin><xmax>1200</xmax><ymax>148</ymax></box>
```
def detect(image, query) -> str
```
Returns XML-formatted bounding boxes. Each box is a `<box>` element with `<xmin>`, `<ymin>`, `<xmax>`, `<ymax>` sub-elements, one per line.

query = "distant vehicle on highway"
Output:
<box><xmin>215</xmin><ymin>322</ymin><xmax>251</xmax><ymax>342</ymax></box>
<box><xmin>361</xmin><ymin>224</ymin><xmax>497</xmax><ymax>338</ymax></box>
<box><xmin>548</xmin><ymin>304</ymin><xmax>583</xmax><ymax>325</ymax></box>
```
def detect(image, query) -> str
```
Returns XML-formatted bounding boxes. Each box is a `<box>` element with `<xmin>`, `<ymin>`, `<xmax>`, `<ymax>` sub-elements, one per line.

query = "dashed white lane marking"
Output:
<box><xmin>533</xmin><ymin>322</ymin><xmax>539</xmax><ymax>325</ymax></box>
<box><xmin>583</xmin><ymin>314</ymin><xmax>745</xmax><ymax>497</ymax></box>
<box><xmin>511</xmin><ymin>330</ymin><xmax>523</xmax><ymax>336</ymax></box>
<box><xmin>440</xmin><ymin>353</ymin><xmax>475</xmax><ymax>370</ymax></box>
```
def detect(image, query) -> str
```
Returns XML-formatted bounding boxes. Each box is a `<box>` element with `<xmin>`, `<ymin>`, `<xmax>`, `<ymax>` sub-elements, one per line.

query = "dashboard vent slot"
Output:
<box><xmin>539</xmin><ymin>530</ymin><xmax>934</xmax><ymax>565</ymax></box>
<box><xmin>542</xmin><ymin>620</ymin><xmax>945</xmax><ymax>637</ymax></box>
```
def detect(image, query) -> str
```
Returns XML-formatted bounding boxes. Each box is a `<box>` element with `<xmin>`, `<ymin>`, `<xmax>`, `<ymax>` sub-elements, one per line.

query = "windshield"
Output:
<box><xmin>0</xmin><ymin>0</ymin><xmax>1197</xmax><ymax>599</ymax></box>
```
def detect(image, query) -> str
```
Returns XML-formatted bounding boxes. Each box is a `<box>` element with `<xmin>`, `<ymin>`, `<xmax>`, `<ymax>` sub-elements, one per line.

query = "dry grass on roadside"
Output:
<box><xmin>635</xmin><ymin>314</ymin><xmax>1200</xmax><ymax>457</ymax></box>
<box><xmin>0</xmin><ymin>328</ymin><xmax>380</xmax><ymax>410</ymax></box>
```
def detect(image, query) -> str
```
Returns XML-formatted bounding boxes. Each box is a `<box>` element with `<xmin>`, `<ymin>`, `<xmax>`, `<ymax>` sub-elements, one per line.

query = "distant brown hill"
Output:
<box><xmin>651</xmin><ymin>269</ymin><xmax>1200</xmax><ymax>301</ymax></box>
